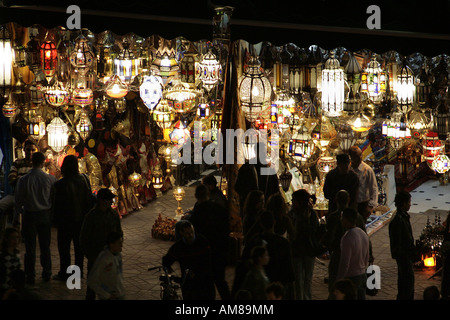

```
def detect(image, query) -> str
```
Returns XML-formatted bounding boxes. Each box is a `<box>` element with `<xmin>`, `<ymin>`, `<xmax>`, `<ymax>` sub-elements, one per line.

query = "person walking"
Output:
<box><xmin>80</xmin><ymin>188</ymin><xmax>123</xmax><ymax>300</ymax></box>
<box><xmin>162</xmin><ymin>220</ymin><xmax>215</xmax><ymax>300</ymax></box>
<box><xmin>187</xmin><ymin>184</ymin><xmax>231</xmax><ymax>300</ymax></box>
<box><xmin>87</xmin><ymin>231</ymin><xmax>125</xmax><ymax>300</ymax></box>
<box><xmin>201</xmin><ymin>174</ymin><xmax>227</xmax><ymax>210</ymax></box>
<box><xmin>265</xmin><ymin>192</ymin><xmax>294</xmax><ymax>239</ymax></box>
<box><xmin>336</xmin><ymin>207</ymin><xmax>370</xmax><ymax>300</ymax></box>
<box><xmin>14</xmin><ymin>151</ymin><xmax>56</xmax><ymax>284</ymax></box>
<box><xmin>323</xmin><ymin>153</ymin><xmax>359</xmax><ymax>214</ymax></box>
<box><xmin>51</xmin><ymin>155</ymin><xmax>94</xmax><ymax>281</ymax></box>
<box><xmin>290</xmin><ymin>189</ymin><xmax>325</xmax><ymax>300</ymax></box>
<box><xmin>389</xmin><ymin>190</ymin><xmax>417</xmax><ymax>300</ymax></box>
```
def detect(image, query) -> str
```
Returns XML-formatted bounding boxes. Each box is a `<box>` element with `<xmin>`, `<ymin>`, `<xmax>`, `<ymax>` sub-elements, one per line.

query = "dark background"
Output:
<box><xmin>1</xmin><ymin>0</ymin><xmax>449</xmax><ymax>56</ymax></box>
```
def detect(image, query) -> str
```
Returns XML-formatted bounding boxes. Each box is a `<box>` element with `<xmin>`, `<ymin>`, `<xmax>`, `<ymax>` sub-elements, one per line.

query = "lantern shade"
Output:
<box><xmin>70</xmin><ymin>35</ymin><xmax>95</xmax><ymax>74</ymax></box>
<box><xmin>152</xmin><ymin>166</ymin><xmax>164</xmax><ymax>189</ymax></box>
<box><xmin>153</xmin><ymin>99</ymin><xmax>174</xmax><ymax>129</ymax></box>
<box><xmin>198</xmin><ymin>49</ymin><xmax>222</xmax><ymax>92</ymax></box>
<box><xmin>321</xmin><ymin>51</ymin><xmax>344</xmax><ymax>117</ymax></box>
<box><xmin>75</xmin><ymin>111</ymin><xmax>93</xmax><ymax>141</ymax></box>
<box><xmin>45</xmin><ymin>88</ymin><xmax>70</xmax><ymax>108</ymax></box>
<box><xmin>431</xmin><ymin>154</ymin><xmax>450</xmax><ymax>174</ymax></box>
<box><xmin>40</xmin><ymin>40</ymin><xmax>58</xmax><ymax>81</ymax></box>
<box><xmin>114</xmin><ymin>40</ymin><xmax>139</xmax><ymax>82</ymax></box>
<box><xmin>163</xmin><ymin>83</ymin><xmax>198</xmax><ymax>113</ymax></box>
<box><xmin>105</xmin><ymin>75</ymin><xmax>128</xmax><ymax>99</ymax></box>
<box><xmin>422</xmin><ymin>131</ymin><xmax>444</xmax><ymax>166</ymax></box>
<box><xmin>397</xmin><ymin>59</ymin><xmax>415</xmax><ymax>112</ymax></box>
<box><xmin>72</xmin><ymin>87</ymin><xmax>93</xmax><ymax>107</ymax></box>
<box><xmin>279</xmin><ymin>169</ymin><xmax>292</xmax><ymax>192</ymax></box>
<box><xmin>288</xmin><ymin>125</ymin><xmax>314</xmax><ymax>163</ymax></box>
<box><xmin>361</xmin><ymin>55</ymin><xmax>386</xmax><ymax>102</ymax></box>
<box><xmin>140</xmin><ymin>75</ymin><xmax>163</xmax><ymax>111</ymax></box>
<box><xmin>47</xmin><ymin>116</ymin><xmax>69</xmax><ymax>153</ymax></box>
<box><xmin>238</xmin><ymin>57</ymin><xmax>272</xmax><ymax>122</ymax></box>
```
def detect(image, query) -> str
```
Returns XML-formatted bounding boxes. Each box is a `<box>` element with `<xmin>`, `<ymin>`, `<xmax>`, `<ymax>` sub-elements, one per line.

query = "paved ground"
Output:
<box><xmin>15</xmin><ymin>180</ymin><xmax>448</xmax><ymax>301</ymax></box>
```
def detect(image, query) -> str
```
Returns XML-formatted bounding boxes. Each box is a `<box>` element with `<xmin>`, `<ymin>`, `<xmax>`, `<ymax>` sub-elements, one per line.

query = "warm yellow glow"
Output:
<box><xmin>423</xmin><ymin>256</ymin><xmax>436</xmax><ymax>267</ymax></box>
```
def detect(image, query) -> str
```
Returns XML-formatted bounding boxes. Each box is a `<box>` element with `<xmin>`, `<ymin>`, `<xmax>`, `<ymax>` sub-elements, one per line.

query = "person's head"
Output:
<box><xmin>358</xmin><ymin>201</ymin><xmax>373</xmax><ymax>220</ymax></box>
<box><xmin>291</xmin><ymin>189</ymin><xmax>311</xmax><ymax>209</ymax></box>
<box><xmin>423</xmin><ymin>285</ymin><xmax>440</xmax><ymax>300</ymax></box>
<box><xmin>96</xmin><ymin>188</ymin><xmax>116</xmax><ymax>210</ymax></box>
<box><xmin>265</xmin><ymin>192</ymin><xmax>288</xmax><ymax>218</ymax></box>
<box><xmin>333</xmin><ymin>278</ymin><xmax>357</xmax><ymax>300</ymax></box>
<box><xmin>395</xmin><ymin>190</ymin><xmax>412</xmax><ymax>212</ymax></box>
<box><xmin>60</xmin><ymin>155</ymin><xmax>80</xmax><ymax>177</ymax></box>
<box><xmin>341</xmin><ymin>207</ymin><xmax>358</xmax><ymax>229</ymax></box>
<box><xmin>335</xmin><ymin>189</ymin><xmax>350</xmax><ymax>210</ymax></box>
<box><xmin>31</xmin><ymin>151</ymin><xmax>46</xmax><ymax>168</ymax></box>
<box><xmin>259</xmin><ymin>210</ymin><xmax>275</xmax><ymax>232</ymax></box>
<box><xmin>195</xmin><ymin>184</ymin><xmax>210</xmax><ymax>203</ymax></box>
<box><xmin>250</xmin><ymin>245</ymin><xmax>270</xmax><ymax>267</ymax></box>
<box><xmin>23</xmin><ymin>140</ymin><xmax>37</xmax><ymax>160</ymax></box>
<box><xmin>176</xmin><ymin>220</ymin><xmax>196</xmax><ymax>245</ymax></box>
<box><xmin>336</xmin><ymin>153</ymin><xmax>351</xmax><ymax>174</ymax></box>
<box><xmin>106</xmin><ymin>231</ymin><xmax>124</xmax><ymax>254</ymax></box>
<box><xmin>244</xmin><ymin>190</ymin><xmax>265</xmax><ymax>213</ymax></box>
<box><xmin>349</xmin><ymin>145</ymin><xmax>363</xmax><ymax>169</ymax></box>
<box><xmin>201</xmin><ymin>174</ymin><xmax>217</xmax><ymax>191</ymax></box>
<box><xmin>1</xmin><ymin>227</ymin><xmax>20</xmax><ymax>252</ymax></box>
<box><xmin>266</xmin><ymin>281</ymin><xmax>285</xmax><ymax>300</ymax></box>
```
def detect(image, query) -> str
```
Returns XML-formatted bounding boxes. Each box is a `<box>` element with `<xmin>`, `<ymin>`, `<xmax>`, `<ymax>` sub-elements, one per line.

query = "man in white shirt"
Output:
<box><xmin>337</xmin><ymin>207</ymin><xmax>370</xmax><ymax>300</ymax></box>
<box><xmin>15</xmin><ymin>151</ymin><xmax>56</xmax><ymax>284</ymax></box>
<box><xmin>349</xmin><ymin>146</ymin><xmax>378</xmax><ymax>214</ymax></box>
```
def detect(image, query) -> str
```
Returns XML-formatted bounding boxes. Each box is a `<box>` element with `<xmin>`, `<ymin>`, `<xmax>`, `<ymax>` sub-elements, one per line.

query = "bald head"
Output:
<box><xmin>349</xmin><ymin>146</ymin><xmax>362</xmax><ymax>168</ymax></box>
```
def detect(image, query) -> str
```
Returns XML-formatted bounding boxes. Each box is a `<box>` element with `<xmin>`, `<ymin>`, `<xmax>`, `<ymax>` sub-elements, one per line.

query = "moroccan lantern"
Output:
<box><xmin>0</xmin><ymin>25</ymin><xmax>13</xmax><ymax>102</ymax></box>
<box><xmin>360</xmin><ymin>55</ymin><xmax>386</xmax><ymax>102</ymax></box>
<box><xmin>40</xmin><ymin>40</ymin><xmax>58</xmax><ymax>82</ymax></box>
<box><xmin>163</xmin><ymin>82</ymin><xmax>198</xmax><ymax>114</ymax></box>
<box><xmin>173</xmin><ymin>185</ymin><xmax>186</xmax><ymax>217</ymax></box>
<box><xmin>397</xmin><ymin>59</ymin><xmax>415</xmax><ymax>113</ymax></box>
<box><xmin>75</xmin><ymin>111</ymin><xmax>93</xmax><ymax>141</ymax></box>
<box><xmin>422</xmin><ymin>131</ymin><xmax>444</xmax><ymax>166</ymax></box>
<box><xmin>321</xmin><ymin>51</ymin><xmax>344</xmax><ymax>118</ymax></box>
<box><xmin>279</xmin><ymin>168</ymin><xmax>293</xmax><ymax>192</ymax></box>
<box><xmin>114</xmin><ymin>40</ymin><xmax>139</xmax><ymax>83</ymax></box>
<box><xmin>45</xmin><ymin>87</ymin><xmax>70</xmax><ymax>108</ymax></box>
<box><xmin>198</xmin><ymin>48</ymin><xmax>222</xmax><ymax>92</ymax></box>
<box><xmin>151</xmin><ymin>165</ymin><xmax>164</xmax><ymax>189</ymax></box>
<box><xmin>70</xmin><ymin>35</ymin><xmax>95</xmax><ymax>76</ymax></box>
<box><xmin>47</xmin><ymin>116</ymin><xmax>69</xmax><ymax>153</ymax></box>
<box><xmin>105</xmin><ymin>75</ymin><xmax>128</xmax><ymax>99</ymax></box>
<box><xmin>72</xmin><ymin>87</ymin><xmax>94</xmax><ymax>107</ymax></box>
<box><xmin>140</xmin><ymin>74</ymin><xmax>163</xmax><ymax>111</ymax></box>
<box><xmin>28</xmin><ymin>113</ymin><xmax>46</xmax><ymax>139</ymax></box>
<box><xmin>180</xmin><ymin>42</ymin><xmax>198</xmax><ymax>89</ymax></box>
<box><xmin>152</xmin><ymin>99</ymin><xmax>174</xmax><ymax>129</ymax></box>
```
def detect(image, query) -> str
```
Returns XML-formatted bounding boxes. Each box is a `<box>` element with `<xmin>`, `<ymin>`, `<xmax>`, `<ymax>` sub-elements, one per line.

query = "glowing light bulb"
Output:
<box><xmin>252</xmin><ymin>86</ymin><xmax>260</xmax><ymax>96</ymax></box>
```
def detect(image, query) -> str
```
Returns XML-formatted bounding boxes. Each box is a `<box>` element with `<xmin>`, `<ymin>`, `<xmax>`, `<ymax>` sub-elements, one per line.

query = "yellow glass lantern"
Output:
<box><xmin>114</xmin><ymin>40</ymin><xmax>139</xmax><ymax>83</ymax></box>
<box><xmin>47</xmin><ymin>116</ymin><xmax>69</xmax><ymax>153</ymax></box>
<box><xmin>75</xmin><ymin>111</ymin><xmax>93</xmax><ymax>141</ymax></box>
<box><xmin>152</xmin><ymin>165</ymin><xmax>164</xmax><ymax>189</ymax></box>
<box><xmin>152</xmin><ymin>99</ymin><xmax>174</xmax><ymax>129</ymax></box>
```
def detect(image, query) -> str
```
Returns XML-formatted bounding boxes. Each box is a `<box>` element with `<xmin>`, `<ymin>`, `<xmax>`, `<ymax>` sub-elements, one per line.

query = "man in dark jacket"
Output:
<box><xmin>389</xmin><ymin>190</ymin><xmax>416</xmax><ymax>300</ymax></box>
<box><xmin>80</xmin><ymin>188</ymin><xmax>123</xmax><ymax>300</ymax></box>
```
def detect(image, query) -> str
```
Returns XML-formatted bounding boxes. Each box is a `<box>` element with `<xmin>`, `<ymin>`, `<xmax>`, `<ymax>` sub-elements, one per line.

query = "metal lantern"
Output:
<box><xmin>173</xmin><ymin>185</ymin><xmax>186</xmax><ymax>217</ymax></box>
<box><xmin>114</xmin><ymin>40</ymin><xmax>139</xmax><ymax>83</ymax></box>
<box><xmin>47</xmin><ymin>116</ymin><xmax>69</xmax><ymax>153</ymax></box>
<box><xmin>2</xmin><ymin>95</ymin><xmax>16</xmax><ymax>117</ymax></box>
<box><xmin>288</xmin><ymin>125</ymin><xmax>314</xmax><ymax>164</ymax></box>
<box><xmin>72</xmin><ymin>87</ymin><xmax>94</xmax><ymax>107</ymax></box>
<box><xmin>152</xmin><ymin>165</ymin><xmax>164</xmax><ymax>189</ymax></box>
<box><xmin>151</xmin><ymin>53</ymin><xmax>179</xmax><ymax>85</ymax></box>
<box><xmin>407</xmin><ymin>108</ymin><xmax>431</xmax><ymax>139</ymax></box>
<box><xmin>273</xmin><ymin>89</ymin><xmax>295</xmax><ymax>131</ymax></box>
<box><xmin>198</xmin><ymin>48</ymin><xmax>222</xmax><ymax>92</ymax></box>
<box><xmin>397</xmin><ymin>59</ymin><xmax>415</xmax><ymax>113</ymax></box>
<box><xmin>163</xmin><ymin>83</ymin><xmax>198</xmax><ymax>114</ymax></box>
<box><xmin>152</xmin><ymin>98</ymin><xmax>174</xmax><ymax>129</ymax></box>
<box><xmin>238</xmin><ymin>57</ymin><xmax>272</xmax><ymax>122</ymax></box>
<box><xmin>317</xmin><ymin>155</ymin><xmax>337</xmax><ymax>177</ymax></box>
<box><xmin>70</xmin><ymin>35</ymin><xmax>95</xmax><ymax>76</ymax></box>
<box><xmin>105</xmin><ymin>75</ymin><xmax>128</xmax><ymax>99</ymax></box>
<box><xmin>45</xmin><ymin>87</ymin><xmax>70</xmax><ymax>108</ymax></box>
<box><xmin>140</xmin><ymin>74</ymin><xmax>163</xmax><ymax>111</ymax></box>
<box><xmin>348</xmin><ymin>110</ymin><xmax>373</xmax><ymax>133</ymax></box>
<box><xmin>40</xmin><ymin>40</ymin><xmax>58</xmax><ymax>82</ymax></box>
<box><xmin>361</xmin><ymin>55</ymin><xmax>386</xmax><ymax>102</ymax></box>
<box><xmin>128</xmin><ymin>171</ymin><xmax>142</xmax><ymax>197</ymax></box>
<box><xmin>25</xmin><ymin>33</ymin><xmax>41</xmax><ymax>73</ymax></box>
<box><xmin>29</xmin><ymin>78</ymin><xmax>44</xmax><ymax>105</ymax></box>
<box><xmin>28</xmin><ymin>113</ymin><xmax>46</xmax><ymax>139</ymax></box>
<box><xmin>431</xmin><ymin>154</ymin><xmax>450</xmax><ymax>174</ymax></box>
<box><xmin>75</xmin><ymin>110</ymin><xmax>93</xmax><ymax>141</ymax></box>
<box><xmin>196</xmin><ymin>96</ymin><xmax>210</xmax><ymax>119</ymax></box>
<box><xmin>0</xmin><ymin>25</ymin><xmax>13</xmax><ymax>100</ymax></box>
<box><xmin>321</xmin><ymin>51</ymin><xmax>344</xmax><ymax>117</ymax></box>
<box><xmin>180</xmin><ymin>42</ymin><xmax>198</xmax><ymax>89</ymax></box>
<box><xmin>344</xmin><ymin>53</ymin><xmax>362</xmax><ymax>113</ymax></box>
<box><xmin>279</xmin><ymin>168</ymin><xmax>293</xmax><ymax>192</ymax></box>
<box><xmin>169</xmin><ymin>119</ymin><xmax>191</xmax><ymax>148</ymax></box>
<box><xmin>432</xmin><ymin>99</ymin><xmax>450</xmax><ymax>141</ymax></box>
<box><xmin>336</xmin><ymin>124</ymin><xmax>357</xmax><ymax>152</ymax></box>
<box><xmin>241</xmin><ymin>129</ymin><xmax>259</xmax><ymax>162</ymax></box>
<box><xmin>422</xmin><ymin>131</ymin><xmax>445</xmax><ymax>167</ymax></box>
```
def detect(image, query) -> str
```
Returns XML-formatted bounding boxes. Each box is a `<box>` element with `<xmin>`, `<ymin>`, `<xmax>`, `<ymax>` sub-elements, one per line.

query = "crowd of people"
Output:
<box><xmin>0</xmin><ymin>139</ymin><xmax>449</xmax><ymax>301</ymax></box>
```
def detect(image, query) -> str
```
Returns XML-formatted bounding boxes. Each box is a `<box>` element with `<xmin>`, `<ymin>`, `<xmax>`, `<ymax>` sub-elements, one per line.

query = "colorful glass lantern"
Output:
<box><xmin>105</xmin><ymin>75</ymin><xmax>128</xmax><ymax>99</ymax></box>
<box><xmin>70</xmin><ymin>35</ymin><xmax>95</xmax><ymax>76</ymax></box>
<box><xmin>151</xmin><ymin>52</ymin><xmax>179</xmax><ymax>85</ymax></box>
<box><xmin>238</xmin><ymin>57</ymin><xmax>272</xmax><ymax>122</ymax></box>
<box><xmin>198</xmin><ymin>48</ymin><xmax>222</xmax><ymax>92</ymax></box>
<box><xmin>348</xmin><ymin>110</ymin><xmax>373</xmax><ymax>133</ymax></box>
<box><xmin>40</xmin><ymin>40</ymin><xmax>58</xmax><ymax>82</ymax></box>
<box><xmin>196</xmin><ymin>97</ymin><xmax>210</xmax><ymax>119</ymax></box>
<box><xmin>28</xmin><ymin>113</ymin><xmax>46</xmax><ymax>139</ymax></box>
<box><xmin>317</xmin><ymin>155</ymin><xmax>337</xmax><ymax>177</ymax></box>
<box><xmin>75</xmin><ymin>111</ymin><xmax>93</xmax><ymax>141</ymax></box>
<box><xmin>2</xmin><ymin>96</ymin><xmax>16</xmax><ymax>117</ymax></box>
<box><xmin>321</xmin><ymin>51</ymin><xmax>344</xmax><ymax>117</ymax></box>
<box><xmin>336</xmin><ymin>124</ymin><xmax>357</xmax><ymax>152</ymax></box>
<box><xmin>361</xmin><ymin>55</ymin><xmax>386</xmax><ymax>102</ymax></box>
<box><xmin>45</xmin><ymin>88</ymin><xmax>70</xmax><ymax>108</ymax></box>
<box><xmin>47</xmin><ymin>116</ymin><xmax>69</xmax><ymax>153</ymax></box>
<box><xmin>0</xmin><ymin>25</ymin><xmax>13</xmax><ymax>98</ymax></box>
<box><xmin>114</xmin><ymin>40</ymin><xmax>139</xmax><ymax>83</ymax></box>
<box><xmin>273</xmin><ymin>90</ymin><xmax>295</xmax><ymax>131</ymax></box>
<box><xmin>397</xmin><ymin>59</ymin><xmax>415</xmax><ymax>113</ymax></box>
<box><xmin>169</xmin><ymin>120</ymin><xmax>191</xmax><ymax>148</ymax></box>
<box><xmin>407</xmin><ymin>109</ymin><xmax>431</xmax><ymax>139</ymax></box>
<box><xmin>422</xmin><ymin>131</ymin><xmax>444</xmax><ymax>166</ymax></box>
<box><xmin>180</xmin><ymin>42</ymin><xmax>198</xmax><ymax>89</ymax></box>
<box><xmin>72</xmin><ymin>87</ymin><xmax>93</xmax><ymax>107</ymax></box>
<box><xmin>163</xmin><ymin>83</ymin><xmax>198</xmax><ymax>113</ymax></box>
<box><xmin>140</xmin><ymin>74</ymin><xmax>163</xmax><ymax>111</ymax></box>
<box><xmin>343</xmin><ymin>53</ymin><xmax>362</xmax><ymax>113</ymax></box>
<box><xmin>152</xmin><ymin>165</ymin><xmax>164</xmax><ymax>189</ymax></box>
<box><xmin>431</xmin><ymin>154</ymin><xmax>450</xmax><ymax>174</ymax></box>
<box><xmin>152</xmin><ymin>99</ymin><xmax>174</xmax><ymax>129</ymax></box>
<box><xmin>288</xmin><ymin>125</ymin><xmax>314</xmax><ymax>164</ymax></box>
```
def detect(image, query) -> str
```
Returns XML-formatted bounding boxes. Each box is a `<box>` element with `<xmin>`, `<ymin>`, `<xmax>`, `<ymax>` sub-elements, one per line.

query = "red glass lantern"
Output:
<box><xmin>40</xmin><ymin>41</ymin><xmax>58</xmax><ymax>81</ymax></box>
<box><xmin>422</xmin><ymin>131</ymin><xmax>444</xmax><ymax>166</ymax></box>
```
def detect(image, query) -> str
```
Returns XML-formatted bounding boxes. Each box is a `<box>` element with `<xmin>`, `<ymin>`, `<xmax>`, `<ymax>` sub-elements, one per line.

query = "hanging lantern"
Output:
<box><xmin>75</xmin><ymin>111</ymin><xmax>93</xmax><ymax>141</ymax></box>
<box><xmin>45</xmin><ymin>87</ymin><xmax>70</xmax><ymax>108</ymax></box>
<box><xmin>336</xmin><ymin>124</ymin><xmax>357</xmax><ymax>152</ymax></box>
<box><xmin>114</xmin><ymin>40</ymin><xmax>139</xmax><ymax>83</ymax></box>
<box><xmin>25</xmin><ymin>32</ymin><xmax>41</xmax><ymax>73</ymax></box>
<box><xmin>279</xmin><ymin>168</ymin><xmax>293</xmax><ymax>192</ymax></box>
<box><xmin>397</xmin><ymin>59</ymin><xmax>415</xmax><ymax>113</ymax></box>
<box><xmin>2</xmin><ymin>94</ymin><xmax>16</xmax><ymax>117</ymax></box>
<box><xmin>28</xmin><ymin>113</ymin><xmax>46</xmax><ymax>139</ymax></box>
<box><xmin>422</xmin><ymin>131</ymin><xmax>444</xmax><ymax>166</ymax></box>
<box><xmin>29</xmin><ymin>78</ymin><xmax>44</xmax><ymax>105</ymax></box>
<box><xmin>288</xmin><ymin>124</ymin><xmax>315</xmax><ymax>164</ymax></box>
<box><xmin>198</xmin><ymin>48</ymin><xmax>222</xmax><ymax>92</ymax></box>
<box><xmin>317</xmin><ymin>155</ymin><xmax>337</xmax><ymax>178</ymax></box>
<box><xmin>344</xmin><ymin>53</ymin><xmax>362</xmax><ymax>113</ymax></box>
<box><xmin>432</xmin><ymin>98</ymin><xmax>450</xmax><ymax>141</ymax></box>
<box><xmin>163</xmin><ymin>82</ymin><xmax>198</xmax><ymax>113</ymax></box>
<box><xmin>312</xmin><ymin>115</ymin><xmax>337</xmax><ymax>152</ymax></box>
<box><xmin>72</xmin><ymin>87</ymin><xmax>94</xmax><ymax>107</ymax></box>
<box><xmin>140</xmin><ymin>74</ymin><xmax>163</xmax><ymax>111</ymax></box>
<box><xmin>180</xmin><ymin>42</ymin><xmax>198</xmax><ymax>89</ymax></box>
<box><xmin>153</xmin><ymin>99</ymin><xmax>174</xmax><ymax>129</ymax></box>
<box><xmin>211</xmin><ymin>109</ymin><xmax>222</xmax><ymax>142</ymax></box>
<box><xmin>70</xmin><ymin>35</ymin><xmax>95</xmax><ymax>76</ymax></box>
<box><xmin>105</xmin><ymin>75</ymin><xmax>128</xmax><ymax>99</ymax></box>
<box><xmin>273</xmin><ymin>90</ymin><xmax>295</xmax><ymax>131</ymax></box>
<box><xmin>417</xmin><ymin>62</ymin><xmax>431</xmax><ymax>109</ymax></box>
<box><xmin>128</xmin><ymin>171</ymin><xmax>142</xmax><ymax>197</ymax></box>
<box><xmin>47</xmin><ymin>116</ymin><xmax>69</xmax><ymax>153</ymax></box>
<box><xmin>361</xmin><ymin>55</ymin><xmax>386</xmax><ymax>102</ymax></box>
<box><xmin>407</xmin><ymin>108</ymin><xmax>431</xmax><ymax>139</ymax></box>
<box><xmin>151</xmin><ymin>51</ymin><xmax>179</xmax><ymax>85</ymax></box>
<box><xmin>348</xmin><ymin>110</ymin><xmax>373</xmax><ymax>133</ymax></box>
<box><xmin>196</xmin><ymin>96</ymin><xmax>210</xmax><ymax>119</ymax></box>
<box><xmin>241</xmin><ymin>129</ymin><xmax>259</xmax><ymax>162</ymax></box>
<box><xmin>321</xmin><ymin>51</ymin><xmax>344</xmax><ymax>117</ymax></box>
<box><xmin>0</xmin><ymin>25</ymin><xmax>13</xmax><ymax>101</ymax></box>
<box><xmin>40</xmin><ymin>40</ymin><xmax>58</xmax><ymax>82</ymax></box>
<box><xmin>238</xmin><ymin>57</ymin><xmax>272</xmax><ymax>122</ymax></box>
<box><xmin>431</xmin><ymin>154</ymin><xmax>450</xmax><ymax>174</ymax></box>
<box><xmin>169</xmin><ymin>119</ymin><xmax>191</xmax><ymax>148</ymax></box>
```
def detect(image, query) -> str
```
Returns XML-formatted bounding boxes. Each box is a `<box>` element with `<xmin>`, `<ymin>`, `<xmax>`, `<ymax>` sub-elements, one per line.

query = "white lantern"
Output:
<box><xmin>47</xmin><ymin>116</ymin><xmax>69</xmax><ymax>153</ymax></box>
<box><xmin>140</xmin><ymin>74</ymin><xmax>163</xmax><ymax>111</ymax></box>
<box><xmin>0</xmin><ymin>25</ymin><xmax>13</xmax><ymax>98</ymax></box>
<box><xmin>198</xmin><ymin>49</ymin><xmax>222</xmax><ymax>92</ymax></box>
<box><xmin>114</xmin><ymin>40</ymin><xmax>139</xmax><ymax>83</ymax></box>
<box><xmin>321</xmin><ymin>51</ymin><xmax>344</xmax><ymax>117</ymax></box>
<box><xmin>361</xmin><ymin>55</ymin><xmax>386</xmax><ymax>102</ymax></box>
<box><xmin>397</xmin><ymin>59</ymin><xmax>415</xmax><ymax>113</ymax></box>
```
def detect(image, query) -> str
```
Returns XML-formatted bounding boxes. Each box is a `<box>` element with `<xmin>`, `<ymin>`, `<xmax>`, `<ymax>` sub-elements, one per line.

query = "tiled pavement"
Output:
<box><xmin>18</xmin><ymin>174</ymin><xmax>449</xmax><ymax>300</ymax></box>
